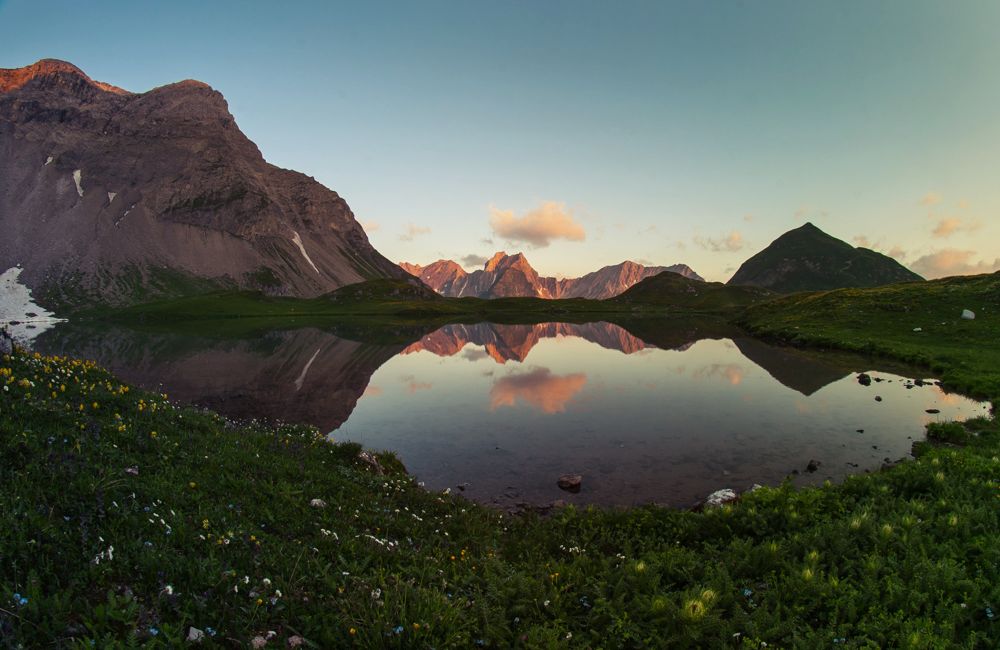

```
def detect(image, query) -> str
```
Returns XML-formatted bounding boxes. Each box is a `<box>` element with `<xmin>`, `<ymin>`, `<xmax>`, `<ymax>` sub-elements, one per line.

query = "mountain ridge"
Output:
<box><xmin>400</xmin><ymin>252</ymin><xmax>704</xmax><ymax>299</ymax></box>
<box><xmin>0</xmin><ymin>59</ymin><xmax>408</xmax><ymax>307</ymax></box>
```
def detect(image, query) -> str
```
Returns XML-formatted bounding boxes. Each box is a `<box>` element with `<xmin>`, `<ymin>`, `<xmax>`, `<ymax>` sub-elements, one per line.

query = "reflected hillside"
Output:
<box><xmin>403</xmin><ymin>321</ymin><xmax>652</xmax><ymax>363</ymax></box>
<box><xmin>34</xmin><ymin>325</ymin><xmax>407</xmax><ymax>431</ymax></box>
<box><xmin>731</xmin><ymin>337</ymin><xmax>925</xmax><ymax>396</ymax></box>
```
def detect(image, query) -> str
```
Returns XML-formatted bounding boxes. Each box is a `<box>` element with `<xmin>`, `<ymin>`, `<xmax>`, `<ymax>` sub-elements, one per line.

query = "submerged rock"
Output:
<box><xmin>857</xmin><ymin>373</ymin><xmax>872</xmax><ymax>386</ymax></box>
<box><xmin>806</xmin><ymin>459</ymin><xmax>821</xmax><ymax>473</ymax></box>
<box><xmin>557</xmin><ymin>474</ymin><xmax>582</xmax><ymax>492</ymax></box>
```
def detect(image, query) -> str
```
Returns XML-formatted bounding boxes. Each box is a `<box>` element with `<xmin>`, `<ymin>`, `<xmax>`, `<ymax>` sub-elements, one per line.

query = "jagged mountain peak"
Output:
<box><xmin>399</xmin><ymin>252</ymin><xmax>703</xmax><ymax>299</ymax></box>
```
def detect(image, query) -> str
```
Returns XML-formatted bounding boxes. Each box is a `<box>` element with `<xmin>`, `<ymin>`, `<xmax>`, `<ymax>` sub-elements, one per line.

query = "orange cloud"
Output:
<box><xmin>694</xmin><ymin>231</ymin><xmax>744</xmax><ymax>253</ymax></box>
<box><xmin>399</xmin><ymin>223</ymin><xmax>431</xmax><ymax>241</ymax></box>
<box><xmin>407</xmin><ymin>381</ymin><xmax>433</xmax><ymax>393</ymax></box>
<box><xmin>363</xmin><ymin>385</ymin><xmax>383</xmax><ymax>397</ymax></box>
<box><xmin>920</xmin><ymin>192</ymin><xmax>942</xmax><ymax>206</ymax></box>
<box><xmin>359</xmin><ymin>220</ymin><xmax>380</xmax><ymax>233</ymax></box>
<box><xmin>489</xmin><ymin>368</ymin><xmax>587</xmax><ymax>414</ymax></box>
<box><xmin>931</xmin><ymin>217</ymin><xmax>980</xmax><ymax>238</ymax></box>
<box><xmin>489</xmin><ymin>201</ymin><xmax>586</xmax><ymax>248</ymax></box>
<box><xmin>910</xmin><ymin>249</ymin><xmax>1000</xmax><ymax>279</ymax></box>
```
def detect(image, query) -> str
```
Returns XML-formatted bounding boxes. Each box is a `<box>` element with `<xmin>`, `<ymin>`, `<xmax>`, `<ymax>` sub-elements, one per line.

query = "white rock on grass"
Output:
<box><xmin>186</xmin><ymin>627</ymin><xmax>205</xmax><ymax>643</ymax></box>
<box><xmin>309</xmin><ymin>498</ymin><xmax>327</xmax><ymax>508</ymax></box>
<box><xmin>961</xmin><ymin>309</ymin><xmax>975</xmax><ymax>320</ymax></box>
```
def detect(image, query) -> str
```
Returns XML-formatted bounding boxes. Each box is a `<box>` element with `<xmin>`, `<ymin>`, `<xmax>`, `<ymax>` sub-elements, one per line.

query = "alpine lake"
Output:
<box><xmin>32</xmin><ymin>318</ymin><xmax>989</xmax><ymax>509</ymax></box>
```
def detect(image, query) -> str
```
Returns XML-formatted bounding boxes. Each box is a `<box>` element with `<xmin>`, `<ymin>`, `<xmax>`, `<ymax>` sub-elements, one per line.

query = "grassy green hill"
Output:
<box><xmin>728</xmin><ymin>223</ymin><xmax>923</xmax><ymax>294</ymax></box>
<box><xmin>740</xmin><ymin>272</ymin><xmax>1000</xmax><ymax>399</ymax></box>
<box><xmin>612</xmin><ymin>271</ymin><xmax>774</xmax><ymax>310</ymax></box>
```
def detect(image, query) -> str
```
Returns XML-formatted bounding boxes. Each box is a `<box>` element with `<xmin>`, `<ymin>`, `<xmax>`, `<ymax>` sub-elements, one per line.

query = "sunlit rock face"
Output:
<box><xmin>0</xmin><ymin>59</ymin><xmax>407</xmax><ymax>307</ymax></box>
<box><xmin>399</xmin><ymin>252</ymin><xmax>703</xmax><ymax>299</ymax></box>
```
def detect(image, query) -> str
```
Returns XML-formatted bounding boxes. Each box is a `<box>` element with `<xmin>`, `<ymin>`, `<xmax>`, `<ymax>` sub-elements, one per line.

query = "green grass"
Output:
<box><xmin>2</xmin><ymin>273</ymin><xmax>999</xmax><ymax>647</ymax></box>
<box><xmin>739</xmin><ymin>272</ymin><xmax>1000</xmax><ymax>399</ymax></box>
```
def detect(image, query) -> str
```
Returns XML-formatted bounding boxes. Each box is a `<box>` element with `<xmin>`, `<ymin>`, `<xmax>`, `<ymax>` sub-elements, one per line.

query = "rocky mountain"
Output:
<box><xmin>727</xmin><ymin>223</ymin><xmax>922</xmax><ymax>293</ymax></box>
<box><xmin>0</xmin><ymin>59</ymin><xmax>408</xmax><ymax>307</ymax></box>
<box><xmin>400</xmin><ymin>252</ymin><xmax>703</xmax><ymax>299</ymax></box>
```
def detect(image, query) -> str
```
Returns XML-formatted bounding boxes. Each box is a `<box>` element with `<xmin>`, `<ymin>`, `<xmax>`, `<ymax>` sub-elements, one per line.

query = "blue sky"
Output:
<box><xmin>3</xmin><ymin>0</ymin><xmax>999</xmax><ymax>280</ymax></box>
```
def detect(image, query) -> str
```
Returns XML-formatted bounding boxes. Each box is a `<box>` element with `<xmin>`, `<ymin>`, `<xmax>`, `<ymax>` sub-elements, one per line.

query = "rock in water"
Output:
<box><xmin>961</xmin><ymin>309</ymin><xmax>976</xmax><ymax>320</ymax></box>
<box><xmin>704</xmin><ymin>488</ymin><xmax>738</xmax><ymax>508</ymax></box>
<box><xmin>557</xmin><ymin>474</ymin><xmax>582</xmax><ymax>492</ymax></box>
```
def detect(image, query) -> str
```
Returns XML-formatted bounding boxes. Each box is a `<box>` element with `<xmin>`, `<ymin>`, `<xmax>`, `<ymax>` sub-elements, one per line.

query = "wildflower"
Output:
<box><xmin>802</xmin><ymin>568</ymin><xmax>815</xmax><ymax>581</ymax></box>
<box><xmin>392</xmin><ymin>626</ymin><xmax>404</xmax><ymax>635</ymax></box>
<box><xmin>681</xmin><ymin>598</ymin><xmax>707</xmax><ymax>620</ymax></box>
<box><xmin>251</xmin><ymin>636</ymin><xmax>267</xmax><ymax>649</ymax></box>
<box><xmin>349</xmin><ymin>628</ymin><xmax>357</xmax><ymax>636</ymax></box>
<box><xmin>189</xmin><ymin>481</ymin><xmax>197</xmax><ymax>489</ymax></box>
<box><xmin>413</xmin><ymin>623</ymin><xmax>420</xmax><ymax>631</ymax></box>
<box><xmin>149</xmin><ymin>627</ymin><xmax>159</xmax><ymax>637</ymax></box>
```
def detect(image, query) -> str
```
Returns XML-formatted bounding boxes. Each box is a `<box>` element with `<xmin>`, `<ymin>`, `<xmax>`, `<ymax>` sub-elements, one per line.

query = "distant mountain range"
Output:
<box><xmin>399</xmin><ymin>252</ymin><xmax>703</xmax><ymax>299</ymax></box>
<box><xmin>0</xmin><ymin>59</ymin><xmax>407</xmax><ymax>306</ymax></box>
<box><xmin>1</xmin><ymin>60</ymin><xmax>930</xmax><ymax>310</ymax></box>
<box><xmin>727</xmin><ymin>222</ymin><xmax>922</xmax><ymax>293</ymax></box>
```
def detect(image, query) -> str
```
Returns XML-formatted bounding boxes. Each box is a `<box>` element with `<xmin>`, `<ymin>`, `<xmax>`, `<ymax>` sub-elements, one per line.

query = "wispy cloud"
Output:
<box><xmin>399</xmin><ymin>223</ymin><xmax>431</xmax><ymax>241</ymax></box>
<box><xmin>694</xmin><ymin>231</ymin><xmax>744</xmax><ymax>252</ymax></box>
<box><xmin>887</xmin><ymin>246</ymin><xmax>908</xmax><ymax>261</ymax></box>
<box><xmin>461</xmin><ymin>254</ymin><xmax>489</xmax><ymax>268</ymax></box>
<box><xmin>919</xmin><ymin>192</ymin><xmax>942</xmax><ymax>206</ymax></box>
<box><xmin>489</xmin><ymin>201</ymin><xmax>586</xmax><ymax>248</ymax></box>
<box><xmin>931</xmin><ymin>217</ymin><xmax>980</xmax><ymax>238</ymax></box>
<box><xmin>910</xmin><ymin>249</ymin><xmax>1000</xmax><ymax>279</ymax></box>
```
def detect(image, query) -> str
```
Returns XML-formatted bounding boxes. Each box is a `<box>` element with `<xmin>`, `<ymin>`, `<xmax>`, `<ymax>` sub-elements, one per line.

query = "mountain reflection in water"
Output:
<box><xmin>36</xmin><ymin>319</ymin><xmax>989</xmax><ymax>507</ymax></box>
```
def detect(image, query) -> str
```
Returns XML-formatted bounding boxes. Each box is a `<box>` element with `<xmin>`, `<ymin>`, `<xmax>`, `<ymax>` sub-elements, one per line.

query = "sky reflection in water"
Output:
<box><xmin>336</xmin><ymin>323</ymin><xmax>988</xmax><ymax>507</ymax></box>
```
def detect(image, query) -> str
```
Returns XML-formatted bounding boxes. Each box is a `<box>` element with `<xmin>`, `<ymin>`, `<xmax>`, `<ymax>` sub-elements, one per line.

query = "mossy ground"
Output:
<box><xmin>2</xmin><ymin>274</ymin><xmax>999</xmax><ymax>647</ymax></box>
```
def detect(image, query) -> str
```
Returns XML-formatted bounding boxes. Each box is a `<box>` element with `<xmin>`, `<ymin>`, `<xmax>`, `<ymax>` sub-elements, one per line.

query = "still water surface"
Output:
<box><xmin>36</xmin><ymin>320</ymin><xmax>988</xmax><ymax>507</ymax></box>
